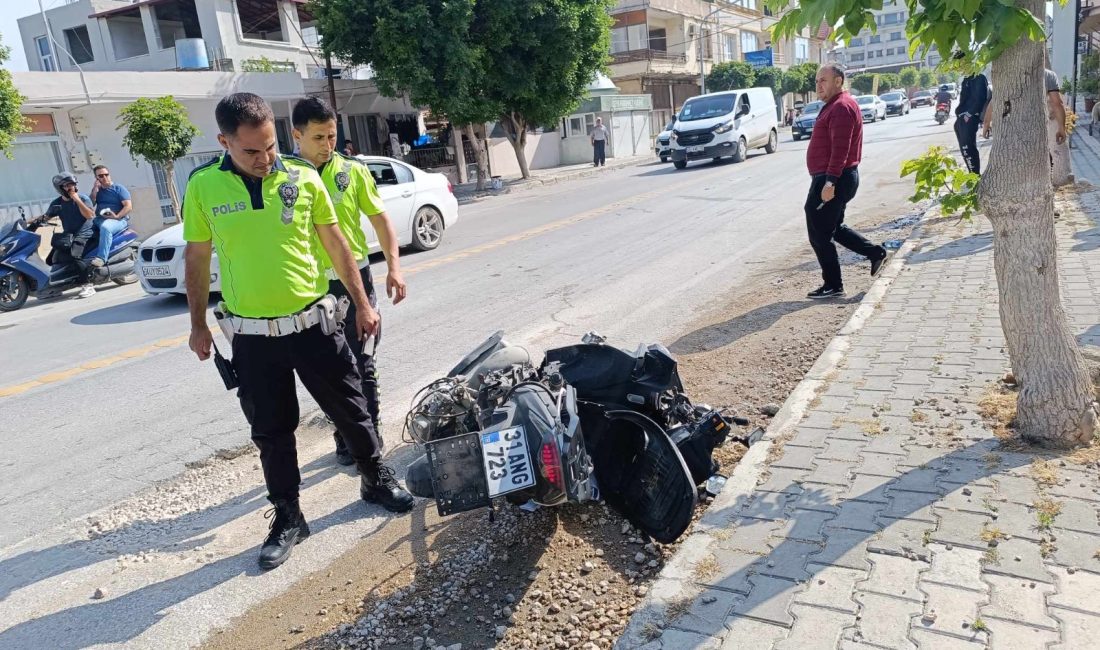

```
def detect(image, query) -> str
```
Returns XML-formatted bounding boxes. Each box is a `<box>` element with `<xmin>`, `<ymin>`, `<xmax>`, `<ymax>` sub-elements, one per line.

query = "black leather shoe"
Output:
<box><xmin>258</xmin><ymin>500</ymin><xmax>310</xmax><ymax>570</ymax></box>
<box><xmin>870</xmin><ymin>249</ymin><xmax>890</xmax><ymax>277</ymax></box>
<box><xmin>361</xmin><ymin>463</ymin><xmax>415</xmax><ymax>513</ymax></box>
<box><xmin>333</xmin><ymin>431</ymin><xmax>354</xmax><ymax>466</ymax></box>
<box><xmin>807</xmin><ymin>285</ymin><xmax>845</xmax><ymax>299</ymax></box>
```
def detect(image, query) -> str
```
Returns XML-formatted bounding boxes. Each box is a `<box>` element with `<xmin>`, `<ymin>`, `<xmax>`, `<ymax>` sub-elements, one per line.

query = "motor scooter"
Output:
<box><xmin>0</xmin><ymin>207</ymin><xmax>139</xmax><ymax>311</ymax></box>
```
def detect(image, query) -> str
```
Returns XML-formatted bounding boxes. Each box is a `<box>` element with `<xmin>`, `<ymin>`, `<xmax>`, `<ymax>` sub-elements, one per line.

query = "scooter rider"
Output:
<box><xmin>183</xmin><ymin>93</ymin><xmax>415</xmax><ymax>571</ymax></box>
<box><xmin>290</xmin><ymin>97</ymin><xmax>408</xmax><ymax>467</ymax></box>
<box><xmin>935</xmin><ymin>85</ymin><xmax>953</xmax><ymax>112</ymax></box>
<box><xmin>45</xmin><ymin>173</ymin><xmax>98</xmax><ymax>298</ymax></box>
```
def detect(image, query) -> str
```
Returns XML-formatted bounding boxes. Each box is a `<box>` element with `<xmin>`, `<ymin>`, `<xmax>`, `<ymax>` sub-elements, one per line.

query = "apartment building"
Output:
<box><xmin>608</xmin><ymin>0</ymin><xmax>826</xmax><ymax>127</ymax></box>
<box><xmin>836</xmin><ymin>0</ymin><xmax>941</xmax><ymax>72</ymax></box>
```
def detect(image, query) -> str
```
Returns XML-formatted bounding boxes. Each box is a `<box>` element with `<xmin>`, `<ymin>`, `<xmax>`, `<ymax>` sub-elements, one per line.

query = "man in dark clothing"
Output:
<box><xmin>803</xmin><ymin>64</ymin><xmax>888</xmax><ymax>299</ymax></box>
<box><xmin>935</xmin><ymin>85</ymin><xmax>953</xmax><ymax>109</ymax></box>
<box><xmin>45</xmin><ymin>173</ymin><xmax>98</xmax><ymax>298</ymax></box>
<box><xmin>954</xmin><ymin>74</ymin><xmax>990</xmax><ymax>174</ymax></box>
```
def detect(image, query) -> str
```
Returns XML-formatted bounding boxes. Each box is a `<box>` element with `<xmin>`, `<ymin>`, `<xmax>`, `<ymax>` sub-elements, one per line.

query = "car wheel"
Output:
<box><xmin>765</xmin><ymin>129</ymin><xmax>778</xmax><ymax>154</ymax></box>
<box><xmin>732</xmin><ymin>137</ymin><xmax>747</xmax><ymax>163</ymax></box>
<box><xmin>411</xmin><ymin>206</ymin><xmax>444</xmax><ymax>251</ymax></box>
<box><xmin>0</xmin><ymin>272</ymin><xmax>29</xmax><ymax>311</ymax></box>
<box><xmin>793</xmin><ymin>133</ymin><xmax>801</xmax><ymax>141</ymax></box>
<box><xmin>673</xmin><ymin>160</ymin><xmax>687</xmax><ymax>169</ymax></box>
<box><xmin>660</xmin><ymin>155</ymin><xmax>669</xmax><ymax>163</ymax></box>
<box><xmin>112</xmin><ymin>273</ymin><xmax>138</xmax><ymax>286</ymax></box>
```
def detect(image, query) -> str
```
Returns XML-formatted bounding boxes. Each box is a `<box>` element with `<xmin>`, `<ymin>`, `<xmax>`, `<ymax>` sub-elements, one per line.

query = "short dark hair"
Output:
<box><xmin>821</xmin><ymin>63</ymin><xmax>846</xmax><ymax>82</ymax></box>
<box><xmin>93</xmin><ymin>165</ymin><xmax>109</xmax><ymax>174</ymax></box>
<box><xmin>291</xmin><ymin>96</ymin><xmax>337</xmax><ymax>130</ymax></box>
<box><xmin>216</xmin><ymin>92</ymin><xmax>274</xmax><ymax>136</ymax></box>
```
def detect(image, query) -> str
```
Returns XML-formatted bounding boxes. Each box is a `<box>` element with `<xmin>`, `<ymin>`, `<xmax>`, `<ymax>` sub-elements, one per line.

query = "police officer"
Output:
<box><xmin>183</xmin><ymin>93</ymin><xmax>414</xmax><ymax>571</ymax></box>
<box><xmin>290</xmin><ymin>97</ymin><xmax>407</xmax><ymax>466</ymax></box>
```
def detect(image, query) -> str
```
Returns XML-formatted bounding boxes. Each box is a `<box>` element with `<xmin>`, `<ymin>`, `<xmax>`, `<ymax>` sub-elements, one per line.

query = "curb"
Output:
<box><xmin>455</xmin><ymin>157</ymin><xmax>649</xmax><ymax>205</ymax></box>
<box><xmin>615</xmin><ymin>223</ymin><xmax>926</xmax><ymax>648</ymax></box>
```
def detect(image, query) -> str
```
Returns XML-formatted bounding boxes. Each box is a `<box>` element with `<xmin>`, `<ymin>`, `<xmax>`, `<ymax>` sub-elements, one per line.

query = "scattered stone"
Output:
<box><xmin>922</xmin><ymin>611</ymin><xmax>937</xmax><ymax>625</ymax></box>
<box><xmin>496</xmin><ymin>625</ymin><xmax>507</xmax><ymax>640</ymax></box>
<box><xmin>413</xmin><ymin>637</ymin><xmax>425</xmax><ymax>650</ymax></box>
<box><xmin>290</xmin><ymin>625</ymin><xmax>305</xmax><ymax>634</ymax></box>
<box><xmin>92</xmin><ymin>588</ymin><xmax>107</xmax><ymax>600</ymax></box>
<box><xmin>634</xmin><ymin>552</ymin><xmax>646</xmax><ymax>564</ymax></box>
<box><xmin>580</xmin><ymin>561</ymin><xmax>595</xmax><ymax>574</ymax></box>
<box><xmin>702</xmin><ymin>595</ymin><xmax>718</xmax><ymax>604</ymax></box>
<box><xmin>760</xmin><ymin>403</ymin><xmax>781</xmax><ymax>417</ymax></box>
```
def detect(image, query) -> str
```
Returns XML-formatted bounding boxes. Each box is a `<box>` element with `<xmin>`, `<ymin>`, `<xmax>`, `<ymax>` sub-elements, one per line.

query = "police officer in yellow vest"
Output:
<box><xmin>290</xmin><ymin>97</ymin><xmax>406</xmax><ymax>467</ymax></box>
<box><xmin>183</xmin><ymin>93</ymin><xmax>414</xmax><ymax>571</ymax></box>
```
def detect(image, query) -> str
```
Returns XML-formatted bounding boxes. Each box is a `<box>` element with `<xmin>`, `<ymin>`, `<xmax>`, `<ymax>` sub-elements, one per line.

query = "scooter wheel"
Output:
<box><xmin>0</xmin><ymin>272</ymin><xmax>29</xmax><ymax>311</ymax></box>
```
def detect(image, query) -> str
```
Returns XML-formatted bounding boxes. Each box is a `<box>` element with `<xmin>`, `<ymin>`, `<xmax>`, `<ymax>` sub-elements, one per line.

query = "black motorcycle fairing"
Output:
<box><xmin>447</xmin><ymin>330</ymin><xmax>506</xmax><ymax>378</ymax></box>
<box><xmin>581</xmin><ymin>403</ymin><xmax>697</xmax><ymax>544</ymax></box>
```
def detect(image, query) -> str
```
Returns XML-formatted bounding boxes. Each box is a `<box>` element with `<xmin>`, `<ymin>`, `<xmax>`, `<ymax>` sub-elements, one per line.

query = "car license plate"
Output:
<box><xmin>687</xmin><ymin>145</ymin><xmax>705</xmax><ymax>153</ymax></box>
<box><xmin>481</xmin><ymin>426</ymin><xmax>535</xmax><ymax>497</ymax></box>
<box><xmin>142</xmin><ymin>265</ymin><xmax>171</xmax><ymax>278</ymax></box>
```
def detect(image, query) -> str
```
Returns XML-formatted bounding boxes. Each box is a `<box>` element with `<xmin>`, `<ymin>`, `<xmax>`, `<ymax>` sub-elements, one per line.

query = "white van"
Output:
<box><xmin>669</xmin><ymin>87</ymin><xmax>779</xmax><ymax>169</ymax></box>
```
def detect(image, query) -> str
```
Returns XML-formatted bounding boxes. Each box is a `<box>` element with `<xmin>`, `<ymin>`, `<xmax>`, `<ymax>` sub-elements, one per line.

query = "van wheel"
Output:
<box><xmin>673</xmin><ymin>160</ymin><xmax>687</xmax><ymax>170</ymax></box>
<box><xmin>765</xmin><ymin>130</ymin><xmax>778</xmax><ymax>154</ymax></box>
<box><xmin>732</xmin><ymin>137</ymin><xmax>747</xmax><ymax>163</ymax></box>
<box><xmin>660</xmin><ymin>155</ymin><xmax>669</xmax><ymax>163</ymax></box>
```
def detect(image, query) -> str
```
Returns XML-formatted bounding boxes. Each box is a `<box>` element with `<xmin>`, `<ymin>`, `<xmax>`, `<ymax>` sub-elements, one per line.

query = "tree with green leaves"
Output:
<box><xmin>878</xmin><ymin>73</ymin><xmax>900</xmax><ymax>92</ymax></box>
<box><xmin>918</xmin><ymin>68</ymin><xmax>936</xmax><ymax>89</ymax></box>
<box><xmin>0</xmin><ymin>34</ymin><xmax>29</xmax><ymax>159</ymax></box>
<box><xmin>849</xmin><ymin>73</ymin><xmax>875</xmax><ymax>95</ymax></box>
<box><xmin>117</xmin><ymin>97</ymin><xmax>198</xmax><ymax>223</ymax></box>
<box><xmin>706</xmin><ymin>61</ymin><xmax>756</xmax><ymax>93</ymax></box>
<box><xmin>754</xmin><ymin>66</ymin><xmax>786</xmax><ymax>95</ymax></box>
<box><xmin>784</xmin><ymin>62</ymin><xmax>820</xmax><ymax>100</ymax></box>
<box><xmin>898</xmin><ymin>66</ymin><xmax>919</xmax><ymax>91</ymax></box>
<box><xmin>770</xmin><ymin>0</ymin><xmax>1098</xmax><ymax>447</ymax></box>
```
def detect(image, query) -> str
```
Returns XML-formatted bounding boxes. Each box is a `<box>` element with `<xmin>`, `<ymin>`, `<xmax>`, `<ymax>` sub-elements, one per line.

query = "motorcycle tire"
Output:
<box><xmin>112</xmin><ymin>272</ymin><xmax>138</xmax><ymax>286</ymax></box>
<box><xmin>0</xmin><ymin>272</ymin><xmax>29</xmax><ymax>312</ymax></box>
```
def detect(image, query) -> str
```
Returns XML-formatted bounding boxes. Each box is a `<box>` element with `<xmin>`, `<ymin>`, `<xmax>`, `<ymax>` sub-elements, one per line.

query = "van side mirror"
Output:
<box><xmin>737</xmin><ymin>104</ymin><xmax>750</xmax><ymax>118</ymax></box>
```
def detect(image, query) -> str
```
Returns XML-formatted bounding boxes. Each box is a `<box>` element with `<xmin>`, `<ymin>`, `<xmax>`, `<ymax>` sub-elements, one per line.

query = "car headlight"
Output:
<box><xmin>713</xmin><ymin>120</ymin><xmax>734</xmax><ymax>134</ymax></box>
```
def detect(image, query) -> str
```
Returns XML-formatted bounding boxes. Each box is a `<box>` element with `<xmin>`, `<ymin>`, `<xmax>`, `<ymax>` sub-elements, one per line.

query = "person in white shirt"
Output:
<box><xmin>590</xmin><ymin>118</ymin><xmax>609</xmax><ymax>167</ymax></box>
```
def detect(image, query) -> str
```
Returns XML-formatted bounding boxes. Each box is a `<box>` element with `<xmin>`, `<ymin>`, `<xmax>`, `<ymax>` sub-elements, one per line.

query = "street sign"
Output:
<box><xmin>744</xmin><ymin>48</ymin><xmax>774</xmax><ymax>69</ymax></box>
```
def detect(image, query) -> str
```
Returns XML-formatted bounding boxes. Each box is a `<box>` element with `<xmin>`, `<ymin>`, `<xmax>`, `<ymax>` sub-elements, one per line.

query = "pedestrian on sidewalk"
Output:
<box><xmin>591</xmin><ymin>118</ymin><xmax>609</xmax><ymax>167</ymax></box>
<box><xmin>291</xmin><ymin>97</ymin><xmax>409</xmax><ymax>468</ymax></box>
<box><xmin>183</xmin><ymin>93</ymin><xmax>414</xmax><ymax>571</ymax></box>
<box><xmin>804</xmin><ymin>64</ymin><xmax>888</xmax><ymax>299</ymax></box>
<box><xmin>954</xmin><ymin>66</ymin><xmax>991</xmax><ymax>174</ymax></box>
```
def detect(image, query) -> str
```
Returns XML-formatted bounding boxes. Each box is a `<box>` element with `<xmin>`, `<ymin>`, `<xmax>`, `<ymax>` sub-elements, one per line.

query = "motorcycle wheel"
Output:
<box><xmin>0</xmin><ymin>272</ymin><xmax>29</xmax><ymax>312</ymax></box>
<box><xmin>112</xmin><ymin>272</ymin><xmax>138</xmax><ymax>286</ymax></box>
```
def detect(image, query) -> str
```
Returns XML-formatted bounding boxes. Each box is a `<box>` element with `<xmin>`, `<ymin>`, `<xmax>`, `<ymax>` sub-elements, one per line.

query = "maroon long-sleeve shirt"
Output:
<box><xmin>807</xmin><ymin>91</ymin><xmax>862</xmax><ymax>182</ymax></box>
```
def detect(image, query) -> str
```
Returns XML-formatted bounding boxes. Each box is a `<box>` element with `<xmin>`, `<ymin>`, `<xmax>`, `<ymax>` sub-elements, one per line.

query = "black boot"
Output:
<box><xmin>333</xmin><ymin>431</ymin><xmax>355</xmax><ymax>466</ymax></box>
<box><xmin>258</xmin><ymin>499</ymin><xmax>310</xmax><ymax>570</ymax></box>
<box><xmin>360</xmin><ymin>463</ymin><xmax>415</xmax><ymax>512</ymax></box>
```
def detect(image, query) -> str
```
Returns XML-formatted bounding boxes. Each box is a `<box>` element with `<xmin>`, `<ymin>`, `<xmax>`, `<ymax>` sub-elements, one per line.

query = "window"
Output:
<box><xmin>849</xmin><ymin>37</ymin><xmax>863</xmax><ymax>47</ymax></box>
<box><xmin>649</xmin><ymin>28</ymin><xmax>667</xmax><ymax>52</ymax></box>
<box><xmin>849</xmin><ymin>53</ymin><xmax>865</xmax><ymax>62</ymax></box>
<box><xmin>63</xmin><ymin>26</ymin><xmax>94</xmax><ymax>64</ymax></box>
<box><xmin>869</xmin><ymin>35</ymin><xmax>881</xmax><ymax>44</ymax></box>
<box><xmin>723</xmin><ymin>34</ymin><xmax>737</xmax><ymax>61</ymax></box>
<box><xmin>890</xmin><ymin>31</ymin><xmax>903</xmax><ymax>41</ymax></box>
<box><xmin>297</xmin><ymin>3</ymin><xmax>319</xmax><ymax>47</ymax></box>
<box><xmin>877</xmin><ymin>49</ymin><xmax>884</xmax><ymax>57</ymax></box>
<box><xmin>567</xmin><ymin>116</ymin><xmax>584</xmax><ymax>137</ymax></box>
<box><xmin>366</xmin><ymin>161</ymin><xmax>412</xmax><ymax>185</ymax></box>
<box><xmin>0</xmin><ymin>140</ymin><xmax>64</xmax><ymax>205</ymax></box>
<box><xmin>611</xmin><ymin>27</ymin><xmax>628</xmax><ymax>53</ymax></box>
<box><xmin>740</xmin><ymin>94</ymin><xmax>751</xmax><ymax>113</ymax></box>
<box><xmin>610</xmin><ymin>24</ymin><xmax>646</xmax><ymax>53</ymax></box>
<box><xmin>740</xmin><ymin>31</ymin><xmax>758</xmax><ymax>58</ymax></box>
<box><xmin>152</xmin><ymin>0</ymin><xmax>201</xmax><ymax>50</ymax></box>
<box><xmin>107</xmin><ymin>10</ymin><xmax>150</xmax><ymax>59</ymax></box>
<box><xmin>795</xmin><ymin>37</ymin><xmax>809</xmax><ymax>64</ymax></box>
<box><xmin>867</xmin><ymin>51</ymin><xmax>874</xmax><ymax>59</ymax></box>
<box><xmin>732</xmin><ymin>0</ymin><xmax>757</xmax><ymax>9</ymax></box>
<box><xmin>153</xmin><ymin>152</ymin><xmax>220</xmax><ymax>224</ymax></box>
<box><xmin>34</xmin><ymin>36</ymin><xmax>56</xmax><ymax>71</ymax></box>
<box><xmin>236</xmin><ymin>0</ymin><xmax>287</xmax><ymax>42</ymax></box>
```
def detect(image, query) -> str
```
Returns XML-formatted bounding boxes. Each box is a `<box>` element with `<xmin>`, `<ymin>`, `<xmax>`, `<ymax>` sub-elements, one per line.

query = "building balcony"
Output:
<box><xmin>611</xmin><ymin>49</ymin><xmax>687</xmax><ymax>65</ymax></box>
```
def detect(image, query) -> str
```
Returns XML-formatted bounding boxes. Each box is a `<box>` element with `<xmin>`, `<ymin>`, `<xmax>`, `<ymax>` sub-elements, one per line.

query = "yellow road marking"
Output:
<box><xmin>0</xmin><ymin>169</ymin><xmax>722</xmax><ymax>398</ymax></box>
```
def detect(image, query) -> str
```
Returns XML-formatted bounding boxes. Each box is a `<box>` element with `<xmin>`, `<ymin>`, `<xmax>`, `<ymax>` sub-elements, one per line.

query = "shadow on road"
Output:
<box><xmin>670</xmin><ymin>300</ymin><xmax>821</xmax><ymax>354</ymax></box>
<box><xmin>70</xmin><ymin>293</ymin><xmax>197</xmax><ymax>326</ymax></box>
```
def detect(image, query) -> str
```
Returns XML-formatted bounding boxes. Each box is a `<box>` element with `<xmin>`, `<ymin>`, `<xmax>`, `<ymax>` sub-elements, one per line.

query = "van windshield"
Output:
<box><xmin>679</xmin><ymin>95</ymin><xmax>737</xmax><ymax>121</ymax></box>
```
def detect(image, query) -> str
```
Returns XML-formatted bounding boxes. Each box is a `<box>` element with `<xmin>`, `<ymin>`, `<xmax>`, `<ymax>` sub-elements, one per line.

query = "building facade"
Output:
<box><xmin>835</xmin><ymin>0</ymin><xmax>940</xmax><ymax>73</ymax></box>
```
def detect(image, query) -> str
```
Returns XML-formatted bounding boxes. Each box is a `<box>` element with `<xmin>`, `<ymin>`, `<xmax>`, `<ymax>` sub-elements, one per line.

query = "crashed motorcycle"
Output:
<box><xmin>934</xmin><ymin>102</ymin><xmax>950</xmax><ymax>125</ymax></box>
<box><xmin>403</xmin><ymin>331</ymin><xmax>759</xmax><ymax>543</ymax></box>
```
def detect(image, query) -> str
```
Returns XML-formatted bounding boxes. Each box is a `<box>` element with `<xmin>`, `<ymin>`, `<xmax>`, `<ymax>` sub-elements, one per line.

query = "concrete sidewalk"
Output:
<box><xmin>618</xmin><ymin>181</ymin><xmax>1100</xmax><ymax>646</ymax></box>
<box><xmin>452</xmin><ymin>155</ymin><xmax>652</xmax><ymax>204</ymax></box>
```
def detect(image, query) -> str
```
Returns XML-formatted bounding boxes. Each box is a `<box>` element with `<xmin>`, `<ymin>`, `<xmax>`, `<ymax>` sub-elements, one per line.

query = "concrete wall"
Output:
<box><xmin>487</xmin><ymin>132</ymin><xmax>562</xmax><ymax>178</ymax></box>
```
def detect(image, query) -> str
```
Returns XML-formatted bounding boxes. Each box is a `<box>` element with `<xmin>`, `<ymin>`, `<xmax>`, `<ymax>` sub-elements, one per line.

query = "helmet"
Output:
<box><xmin>51</xmin><ymin>173</ymin><xmax>77</xmax><ymax>196</ymax></box>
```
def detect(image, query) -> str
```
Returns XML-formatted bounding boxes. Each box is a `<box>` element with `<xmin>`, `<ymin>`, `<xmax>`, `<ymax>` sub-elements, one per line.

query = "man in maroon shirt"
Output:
<box><xmin>804</xmin><ymin>64</ymin><xmax>888</xmax><ymax>299</ymax></box>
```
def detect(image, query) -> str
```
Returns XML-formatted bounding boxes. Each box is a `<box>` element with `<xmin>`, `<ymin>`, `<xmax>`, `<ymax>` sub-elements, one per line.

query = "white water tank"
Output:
<box><xmin>175</xmin><ymin>38</ymin><xmax>210</xmax><ymax>70</ymax></box>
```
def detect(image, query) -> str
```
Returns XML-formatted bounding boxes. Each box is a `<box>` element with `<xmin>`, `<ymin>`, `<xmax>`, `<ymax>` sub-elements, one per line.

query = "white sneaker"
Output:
<box><xmin>77</xmin><ymin>284</ymin><xmax>96</xmax><ymax>299</ymax></box>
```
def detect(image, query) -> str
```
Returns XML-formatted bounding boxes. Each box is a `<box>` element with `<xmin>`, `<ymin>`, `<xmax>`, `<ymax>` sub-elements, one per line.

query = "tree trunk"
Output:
<box><xmin>1049</xmin><ymin>116</ymin><xmax>1072</xmax><ymax>187</ymax></box>
<box><xmin>502</xmin><ymin>112</ymin><xmax>531</xmax><ymax>179</ymax></box>
<box><xmin>980</xmin><ymin>0</ymin><xmax>1098</xmax><ymax>447</ymax></box>
<box><xmin>463</xmin><ymin>124</ymin><xmax>489</xmax><ymax>191</ymax></box>
<box><xmin>165</xmin><ymin>160</ymin><xmax>182</xmax><ymax>224</ymax></box>
<box><xmin>451</xmin><ymin>125</ymin><xmax>468</xmax><ymax>185</ymax></box>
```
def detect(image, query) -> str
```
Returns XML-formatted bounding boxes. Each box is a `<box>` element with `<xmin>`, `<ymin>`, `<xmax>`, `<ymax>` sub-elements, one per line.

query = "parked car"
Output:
<box><xmin>910</xmin><ymin>90</ymin><xmax>934</xmax><ymax>107</ymax></box>
<box><xmin>856</xmin><ymin>95</ymin><xmax>887</xmax><ymax>122</ymax></box>
<box><xmin>655</xmin><ymin>118</ymin><xmax>675</xmax><ymax>162</ymax></box>
<box><xmin>879</xmin><ymin>92</ymin><xmax>910</xmax><ymax>117</ymax></box>
<box><xmin>669</xmin><ymin>87</ymin><xmax>779</xmax><ymax>169</ymax></box>
<box><xmin>136</xmin><ymin>156</ymin><xmax>459</xmax><ymax>297</ymax></box>
<box><xmin>792</xmin><ymin>100</ymin><xmax>824</xmax><ymax>141</ymax></box>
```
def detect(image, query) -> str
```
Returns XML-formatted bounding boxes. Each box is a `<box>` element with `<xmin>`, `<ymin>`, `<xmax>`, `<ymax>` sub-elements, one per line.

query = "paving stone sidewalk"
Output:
<box><xmin>618</xmin><ymin>185</ymin><xmax>1100</xmax><ymax>648</ymax></box>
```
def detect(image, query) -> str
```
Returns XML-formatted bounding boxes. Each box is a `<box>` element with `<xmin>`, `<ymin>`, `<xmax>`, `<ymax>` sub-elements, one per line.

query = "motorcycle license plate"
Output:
<box><xmin>686</xmin><ymin>145</ymin><xmax>705</xmax><ymax>153</ymax></box>
<box><xmin>481</xmin><ymin>426</ymin><xmax>535</xmax><ymax>497</ymax></box>
<box><xmin>142</xmin><ymin>265</ymin><xmax>171</xmax><ymax>277</ymax></box>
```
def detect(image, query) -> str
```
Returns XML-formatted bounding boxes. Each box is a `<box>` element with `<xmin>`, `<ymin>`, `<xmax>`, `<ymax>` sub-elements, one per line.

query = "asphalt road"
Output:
<box><xmin>0</xmin><ymin>109</ymin><xmax>956</xmax><ymax>553</ymax></box>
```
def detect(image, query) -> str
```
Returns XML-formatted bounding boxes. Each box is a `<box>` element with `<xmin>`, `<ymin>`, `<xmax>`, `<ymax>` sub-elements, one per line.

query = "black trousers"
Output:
<box><xmin>593</xmin><ymin>140</ymin><xmax>606</xmax><ymax>166</ymax></box>
<box><xmin>328</xmin><ymin>265</ymin><xmax>381</xmax><ymax>431</ymax></box>
<box><xmin>233</xmin><ymin>323</ymin><xmax>383</xmax><ymax>503</ymax></box>
<box><xmin>804</xmin><ymin>167</ymin><xmax>883</xmax><ymax>290</ymax></box>
<box><xmin>954</xmin><ymin>115</ymin><xmax>981</xmax><ymax>174</ymax></box>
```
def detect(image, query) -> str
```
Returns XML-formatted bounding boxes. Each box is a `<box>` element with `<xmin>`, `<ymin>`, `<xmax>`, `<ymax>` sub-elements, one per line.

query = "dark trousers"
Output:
<box><xmin>804</xmin><ymin>167</ymin><xmax>882</xmax><ymax>290</ymax></box>
<box><xmin>593</xmin><ymin>140</ymin><xmax>606</xmax><ymax>166</ymax></box>
<box><xmin>328</xmin><ymin>265</ymin><xmax>381</xmax><ymax>431</ymax></box>
<box><xmin>954</xmin><ymin>116</ymin><xmax>981</xmax><ymax>174</ymax></box>
<box><xmin>233</xmin><ymin>324</ymin><xmax>383</xmax><ymax>503</ymax></box>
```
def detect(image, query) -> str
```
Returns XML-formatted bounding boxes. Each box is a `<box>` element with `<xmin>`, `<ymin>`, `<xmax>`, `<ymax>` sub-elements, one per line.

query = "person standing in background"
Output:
<box><xmin>590</xmin><ymin>118</ymin><xmax>609</xmax><ymax>168</ymax></box>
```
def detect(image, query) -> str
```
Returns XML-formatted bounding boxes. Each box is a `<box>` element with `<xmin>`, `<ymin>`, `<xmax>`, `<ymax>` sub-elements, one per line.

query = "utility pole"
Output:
<box><xmin>325</xmin><ymin>50</ymin><xmax>344</xmax><ymax>146</ymax></box>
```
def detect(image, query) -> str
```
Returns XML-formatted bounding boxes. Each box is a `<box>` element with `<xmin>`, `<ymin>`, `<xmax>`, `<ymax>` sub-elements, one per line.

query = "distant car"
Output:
<box><xmin>792</xmin><ymin>100</ymin><xmax>824</xmax><ymax>141</ymax></box>
<box><xmin>856</xmin><ymin>95</ymin><xmax>887</xmax><ymax>122</ymax></box>
<box><xmin>137</xmin><ymin>156</ymin><xmax>459</xmax><ymax>296</ymax></box>
<box><xmin>879</xmin><ymin>92</ymin><xmax>910</xmax><ymax>116</ymax></box>
<box><xmin>655</xmin><ymin>118</ymin><xmax>676</xmax><ymax>162</ymax></box>
<box><xmin>945</xmin><ymin>82</ymin><xmax>959</xmax><ymax>100</ymax></box>
<box><xmin>910</xmin><ymin>90</ymin><xmax>934</xmax><ymax>107</ymax></box>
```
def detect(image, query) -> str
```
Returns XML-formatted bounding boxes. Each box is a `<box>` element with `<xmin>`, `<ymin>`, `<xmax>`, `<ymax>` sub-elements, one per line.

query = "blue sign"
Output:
<box><xmin>744</xmin><ymin>48</ymin><xmax>774</xmax><ymax>69</ymax></box>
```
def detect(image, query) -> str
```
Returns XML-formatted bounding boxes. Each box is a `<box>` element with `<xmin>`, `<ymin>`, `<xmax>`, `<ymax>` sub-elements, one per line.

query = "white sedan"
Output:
<box><xmin>137</xmin><ymin>156</ymin><xmax>459</xmax><ymax>296</ymax></box>
<box><xmin>856</xmin><ymin>95</ymin><xmax>887</xmax><ymax>122</ymax></box>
